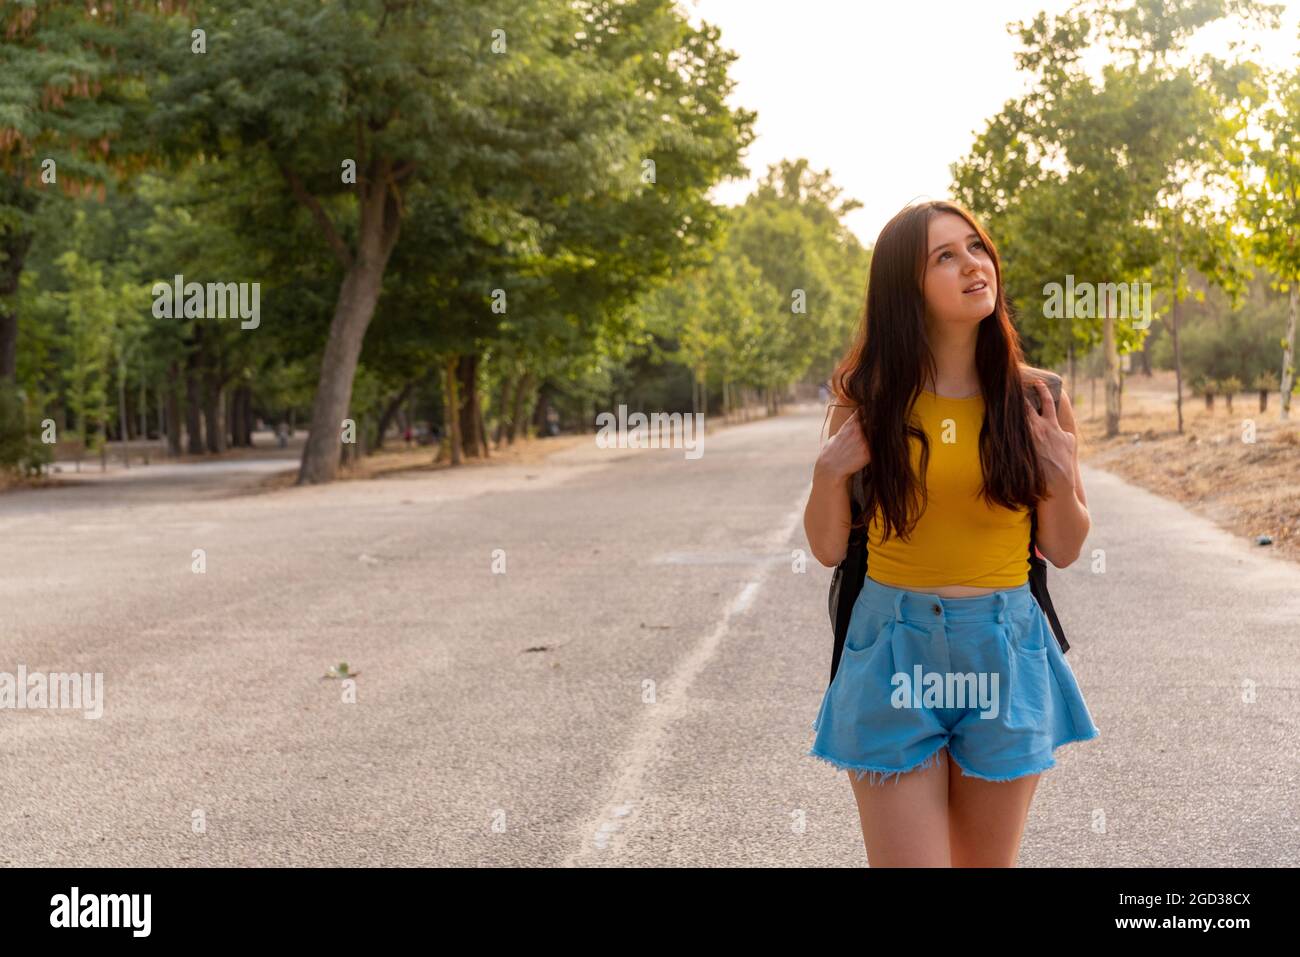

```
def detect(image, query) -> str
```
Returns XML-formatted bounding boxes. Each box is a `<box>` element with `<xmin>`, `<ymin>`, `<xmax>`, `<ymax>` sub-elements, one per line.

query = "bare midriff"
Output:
<box><xmin>866</xmin><ymin>575</ymin><xmax>1003</xmax><ymax>599</ymax></box>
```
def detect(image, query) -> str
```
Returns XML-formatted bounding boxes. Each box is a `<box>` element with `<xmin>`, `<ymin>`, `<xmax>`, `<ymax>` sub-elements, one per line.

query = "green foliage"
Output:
<box><xmin>951</xmin><ymin>0</ymin><xmax>1276</xmax><ymax>369</ymax></box>
<box><xmin>531</xmin><ymin>159</ymin><xmax>867</xmax><ymax>425</ymax></box>
<box><xmin>6</xmin><ymin>0</ymin><xmax>1299</xmax><ymax>463</ymax></box>
<box><xmin>0</xmin><ymin>381</ymin><xmax>52</xmax><ymax>474</ymax></box>
<box><xmin>1151</xmin><ymin>268</ymin><xmax>1287</xmax><ymax>382</ymax></box>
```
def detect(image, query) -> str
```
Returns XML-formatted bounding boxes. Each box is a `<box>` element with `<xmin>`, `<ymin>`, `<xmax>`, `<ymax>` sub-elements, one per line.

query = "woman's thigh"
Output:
<box><xmin>848</xmin><ymin>747</ymin><xmax>952</xmax><ymax>867</ymax></box>
<box><xmin>947</xmin><ymin>768</ymin><xmax>1041</xmax><ymax>866</ymax></box>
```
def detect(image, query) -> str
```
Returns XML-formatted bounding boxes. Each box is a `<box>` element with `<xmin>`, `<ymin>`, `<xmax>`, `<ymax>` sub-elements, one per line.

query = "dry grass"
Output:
<box><xmin>1071</xmin><ymin>369</ymin><xmax>1300</xmax><ymax>564</ymax></box>
<box><xmin>0</xmin><ymin>470</ymin><xmax>56</xmax><ymax>492</ymax></box>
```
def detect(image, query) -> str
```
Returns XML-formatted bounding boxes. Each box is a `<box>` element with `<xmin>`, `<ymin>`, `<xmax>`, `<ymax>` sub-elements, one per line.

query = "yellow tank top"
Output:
<box><xmin>865</xmin><ymin>389</ymin><xmax>1031</xmax><ymax>588</ymax></box>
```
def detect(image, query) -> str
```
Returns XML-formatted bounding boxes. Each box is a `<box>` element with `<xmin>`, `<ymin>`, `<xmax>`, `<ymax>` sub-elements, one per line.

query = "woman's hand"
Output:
<box><xmin>805</xmin><ymin>404</ymin><xmax>871</xmax><ymax>566</ymax></box>
<box><xmin>1024</xmin><ymin>379</ymin><xmax>1076</xmax><ymax>492</ymax></box>
<box><xmin>814</xmin><ymin>406</ymin><xmax>871</xmax><ymax>484</ymax></box>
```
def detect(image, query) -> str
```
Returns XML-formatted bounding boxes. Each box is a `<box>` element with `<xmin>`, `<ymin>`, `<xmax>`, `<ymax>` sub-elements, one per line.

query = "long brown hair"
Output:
<box><xmin>832</xmin><ymin>199</ymin><xmax>1047</xmax><ymax>542</ymax></box>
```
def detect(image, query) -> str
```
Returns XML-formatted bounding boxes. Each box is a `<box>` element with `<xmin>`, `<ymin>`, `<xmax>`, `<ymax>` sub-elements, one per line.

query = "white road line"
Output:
<box><xmin>562</xmin><ymin>483</ymin><xmax>811</xmax><ymax>865</ymax></box>
<box><xmin>729</xmin><ymin>581</ymin><xmax>761</xmax><ymax>615</ymax></box>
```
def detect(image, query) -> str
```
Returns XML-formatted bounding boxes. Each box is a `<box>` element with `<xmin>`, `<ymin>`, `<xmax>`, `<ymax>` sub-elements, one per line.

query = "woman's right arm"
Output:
<box><xmin>804</xmin><ymin>402</ymin><xmax>871</xmax><ymax>567</ymax></box>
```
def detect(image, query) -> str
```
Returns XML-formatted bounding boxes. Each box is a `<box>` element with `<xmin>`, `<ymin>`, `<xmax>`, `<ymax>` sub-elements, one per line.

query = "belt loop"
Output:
<box><xmin>893</xmin><ymin>591</ymin><xmax>904</xmax><ymax>622</ymax></box>
<box><xmin>996</xmin><ymin>592</ymin><xmax>1007</xmax><ymax>624</ymax></box>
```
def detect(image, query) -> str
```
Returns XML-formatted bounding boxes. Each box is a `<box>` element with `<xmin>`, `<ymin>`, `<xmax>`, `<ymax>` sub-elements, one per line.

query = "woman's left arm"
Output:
<box><xmin>1025</xmin><ymin>378</ymin><xmax>1090</xmax><ymax>568</ymax></box>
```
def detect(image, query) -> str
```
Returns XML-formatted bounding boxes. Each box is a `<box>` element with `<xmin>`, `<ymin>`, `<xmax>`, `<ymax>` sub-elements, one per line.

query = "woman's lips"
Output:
<box><xmin>963</xmin><ymin>281</ymin><xmax>989</xmax><ymax>294</ymax></box>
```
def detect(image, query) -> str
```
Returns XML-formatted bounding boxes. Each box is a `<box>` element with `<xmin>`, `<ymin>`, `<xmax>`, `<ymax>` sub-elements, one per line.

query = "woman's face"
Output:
<box><xmin>920</xmin><ymin>211</ymin><xmax>996</xmax><ymax>327</ymax></box>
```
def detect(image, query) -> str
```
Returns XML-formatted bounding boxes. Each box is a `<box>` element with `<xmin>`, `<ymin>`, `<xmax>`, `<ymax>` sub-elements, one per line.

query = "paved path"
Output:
<box><xmin>1</xmin><ymin>404</ymin><xmax>1296</xmax><ymax>865</ymax></box>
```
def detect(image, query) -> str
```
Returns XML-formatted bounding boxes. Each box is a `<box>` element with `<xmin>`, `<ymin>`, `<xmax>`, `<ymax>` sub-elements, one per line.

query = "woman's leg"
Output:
<box><xmin>848</xmin><ymin>747</ymin><xmax>952</xmax><ymax>866</ymax></box>
<box><xmin>947</xmin><ymin>768</ymin><xmax>1041</xmax><ymax>866</ymax></box>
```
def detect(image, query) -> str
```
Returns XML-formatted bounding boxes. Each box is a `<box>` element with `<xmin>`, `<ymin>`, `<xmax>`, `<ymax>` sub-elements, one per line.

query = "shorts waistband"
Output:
<box><xmin>860</xmin><ymin>575</ymin><xmax>1033</xmax><ymax>626</ymax></box>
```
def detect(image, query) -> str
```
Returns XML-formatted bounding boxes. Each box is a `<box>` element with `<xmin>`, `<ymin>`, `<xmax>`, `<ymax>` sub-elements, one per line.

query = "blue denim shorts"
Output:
<box><xmin>809</xmin><ymin>575</ymin><xmax>1100</xmax><ymax>785</ymax></box>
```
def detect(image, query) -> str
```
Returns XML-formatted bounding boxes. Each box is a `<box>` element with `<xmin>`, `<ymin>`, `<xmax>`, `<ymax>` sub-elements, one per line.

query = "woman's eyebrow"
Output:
<box><xmin>928</xmin><ymin>233</ymin><xmax>979</xmax><ymax>256</ymax></box>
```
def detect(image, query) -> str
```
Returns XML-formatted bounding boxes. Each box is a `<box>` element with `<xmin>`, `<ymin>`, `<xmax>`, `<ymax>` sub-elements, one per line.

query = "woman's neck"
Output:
<box><xmin>921</xmin><ymin>368</ymin><xmax>980</xmax><ymax>398</ymax></box>
<box><xmin>923</xmin><ymin>320</ymin><xmax>980</xmax><ymax>397</ymax></box>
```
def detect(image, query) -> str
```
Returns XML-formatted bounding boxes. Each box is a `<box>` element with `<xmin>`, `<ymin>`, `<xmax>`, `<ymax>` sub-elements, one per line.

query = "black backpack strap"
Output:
<box><xmin>1025</xmin><ymin>369</ymin><xmax>1070</xmax><ymax>654</ymax></box>
<box><xmin>828</xmin><ymin>470</ymin><xmax>868</xmax><ymax>686</ymax></box>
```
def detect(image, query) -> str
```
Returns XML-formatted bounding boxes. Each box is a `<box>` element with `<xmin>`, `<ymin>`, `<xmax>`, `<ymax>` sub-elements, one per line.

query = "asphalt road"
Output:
<box><xmin>1</xmin><ymin>404</ymin><xmax>1296</xmax><ymax>866</ymax></box>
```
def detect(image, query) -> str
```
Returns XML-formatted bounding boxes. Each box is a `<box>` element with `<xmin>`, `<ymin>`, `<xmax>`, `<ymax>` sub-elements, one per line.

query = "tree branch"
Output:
<box><xmin>279</xmin><ymin>162</ymin><xmax>354</xmax><ymax>272</ymax></box>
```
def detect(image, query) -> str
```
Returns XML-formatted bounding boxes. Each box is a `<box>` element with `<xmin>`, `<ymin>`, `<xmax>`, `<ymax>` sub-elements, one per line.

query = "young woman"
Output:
<box><xmin>803</xmin><ymin>199</ymin><xmax>1100</xmax><ymax>867</ymax></box>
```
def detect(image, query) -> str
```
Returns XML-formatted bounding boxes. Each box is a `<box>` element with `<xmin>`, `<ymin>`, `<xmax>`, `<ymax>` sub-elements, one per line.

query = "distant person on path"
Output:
<box><xmin>803</xmin><ymin>199</ymin><xmax>1097</xmax><ymax>867</ymax></box>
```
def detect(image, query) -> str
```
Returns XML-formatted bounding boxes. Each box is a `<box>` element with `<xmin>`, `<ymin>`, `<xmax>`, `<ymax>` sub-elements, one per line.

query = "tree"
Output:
<box><xmin>1235</xmin><ymin>65</ymin><xmax>1300</xmax><ymax>420</ymax></box>
<box><xmin>148</xmin><ymin>0</ymin><xmax>753</xmax><ymax>482</ymax></box>
<box><xmin>952</xmin><ymin>0</ymin><xmax>1280</xmax><ymax>435</ymax></box>
<box><xmin>0</xmin><ymin>0</ymin><xmax>168</xmax><ymax>384</ymax></box>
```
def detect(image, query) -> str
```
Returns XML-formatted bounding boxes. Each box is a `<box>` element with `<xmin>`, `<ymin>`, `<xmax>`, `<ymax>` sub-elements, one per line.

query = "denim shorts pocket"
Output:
<box><xmin>1007</xmin><ymin>600</ymin><xmax>1049</xmax><ymax>657</ymax></box>
<box><xmin>843</xmin><ymin>605</ymin><xmax>890</xmax><ymax>657</ymax></box>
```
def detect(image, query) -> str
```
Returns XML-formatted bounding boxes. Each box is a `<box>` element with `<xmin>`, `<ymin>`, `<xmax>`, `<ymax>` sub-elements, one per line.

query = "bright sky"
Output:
<box><xmin>685</xmin><ymin>0</ymin><xmax>1300</xmax><ymax>247</ymax></box>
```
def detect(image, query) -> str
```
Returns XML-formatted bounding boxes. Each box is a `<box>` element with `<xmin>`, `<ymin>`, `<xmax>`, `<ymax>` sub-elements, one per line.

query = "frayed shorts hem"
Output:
<box><xmin>807</xmin><ymin>727</ymin><xmax>1100</xmax><ymax>786</ymax></box>
<box><xmin>806</xmin><ymin>744</ymin><xmax>947</xmax><ymax>787</ymax></box>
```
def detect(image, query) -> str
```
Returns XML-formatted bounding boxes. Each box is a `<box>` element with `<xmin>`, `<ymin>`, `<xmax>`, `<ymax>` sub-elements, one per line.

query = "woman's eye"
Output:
<box><xmin>939</xmin><ymin>241</ymin><xmax>985</xmax><ymax>262</ymax></box>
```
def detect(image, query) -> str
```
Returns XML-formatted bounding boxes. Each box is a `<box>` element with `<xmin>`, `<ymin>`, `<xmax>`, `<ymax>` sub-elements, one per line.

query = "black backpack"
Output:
<box><xmin>826</xmin><ymin>370</ymin><xmax>1069</xmax><ymax>687</ymax></box>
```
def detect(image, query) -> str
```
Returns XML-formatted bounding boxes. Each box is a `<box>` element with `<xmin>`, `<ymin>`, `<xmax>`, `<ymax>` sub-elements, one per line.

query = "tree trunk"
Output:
<box><xmin>184</xmin><ymin>352</ymin><xmax>204</xmax><ymax>454</ymax></box>
<box><xmin>116</xmin><ymin>358</ymin><xmax>130</xmax><ymax>468</ymax></box>
<box><xmin>237</xmin><ymin>385</ymin><xmax>254</xmax><ymax>447</ymax></box>
<box><xmin>296</xmin><ymin>167</ymin><xmax>402</xmax><ymax>485</ymax></box>
<box><xmin>1172</xmin><ymin>246</ymin><xmax>1184</xmax><ymax>435</ymax></box>
<box><xmin>1137</xmin><ymin>334</ymin><xmax>1153</xmax><ymax>375</ymax></box>
<box><xmin>228</xmin><ymin>386</ymin><xmax>242</xmax><ymax>448</ymax></box>
<box><xmin>0</xmin><ymin>302</ymin><xmax>17</xmax><ymax>385</ymax></box>
<box><xmin>138</xmin><ymin>375</ymin><xmax>147</xmax><ymax>441</ymax></box>
<box><xmin>508</xmin><ymin>371</ymin><xmax>532</xmax><ymax>444</ymax></box>
<box><xmin>1103</xmin><ymin>291</ymin><xmax>1120</xmax><ymax>437</ymax></box>
<box><xmin>165</xmin><ymin>361</ymin><xmax>183</xmax><ymax>457</ymax></box>
<box><xmin>375</xmin><ymin>380</ymin><xmax>415</xmax><ymax>451</ymax></box>
<box><xmin>242</xmin><ymin>386</ymin><xmax>254</xmax><ymax>445</ymax></box>
<box><xmin>0</xmin><ymin>173</ymin><xmax>35</xmax><ymax>384</ymax></box>
<box><xmin>457</xmin><ymin>353</ymin><xmax>486</xmax><ymax>457</ymax></box>
<box><xmin>477</xmin><ymin>392</ymin><xmax>491</xmax><ymax>457</ymax></box>
<box><xmin>457</xmin><ymin>354</ymin><xmax>476</xmax><ymax>456</ymax></box>
<box><xmin>444</xmin><ymin>355</ymin><xmax>463</xmax><ymax>466</ymax></box>
<box><xmin>494</xmin><ymin>376</ymin><xmax>512</xmax><ymax>446</ymax></box>
<box><xmin>532</xmin><ymin>383</ymin><xmax>552</xmax><ymax>436</ymax></box>
<box><xmin>203</xmin><ymin>378</ymin><xmax>226</xmax><ymax>454</ymax></box>
<box><xmin>1281</xmin><ymin>282</ymin><xmax>1297</xmax><ymax>422</ymax></box>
